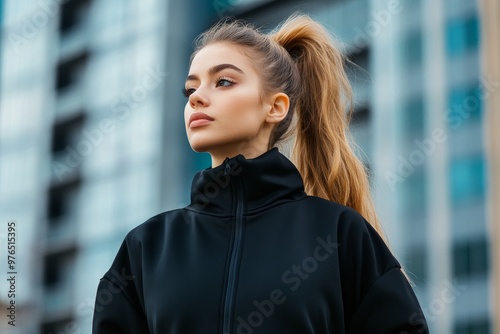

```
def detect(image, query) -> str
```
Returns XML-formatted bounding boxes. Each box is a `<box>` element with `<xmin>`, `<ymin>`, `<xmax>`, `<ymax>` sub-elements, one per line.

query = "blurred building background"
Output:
<box><xmin>483</xmin><ymin>0</ymin><xmax>500</xmax><ymax>331</ymax></box>
<box><xmin>0</xmin><ymin>0</ymin><xmax>496</xmax><ymax>333</ymax></box>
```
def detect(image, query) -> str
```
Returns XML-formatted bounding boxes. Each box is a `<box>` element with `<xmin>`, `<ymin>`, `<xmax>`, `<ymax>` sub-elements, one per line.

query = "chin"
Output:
<box><xmin>188</xmin><ymin>137</ymin><xmax>218</xmax><ymax>153</ymax></box>
<box><xmin>189</xmin><ymin>143</ymin><xmax>211</xmax><ymax>153</ymax></box>
<box><xmin>188</xmin><ymin>136</ymin><xmax>237</xmax><ymax>156</ymax></box>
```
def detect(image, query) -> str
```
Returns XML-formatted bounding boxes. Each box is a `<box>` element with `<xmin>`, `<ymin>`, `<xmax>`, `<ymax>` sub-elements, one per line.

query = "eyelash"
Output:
<box><xmin>181</xmin><ymin>87</ymin><xmax>194</xmax><ymax>98</ymax></box>
<box><xmin>182</xmin><ymin>77</ymin><xmax>235</xmax><ymax>98</ymax></box>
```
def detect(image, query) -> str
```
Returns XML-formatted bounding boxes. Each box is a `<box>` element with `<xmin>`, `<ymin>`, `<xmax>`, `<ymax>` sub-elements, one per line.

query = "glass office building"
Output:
<box><xmin>0</xmin><ymin>0</ymin><xmax>493</xmax><ymax>333</ymax></box>
<box><xmin>0</xmin><ymin>0</ymin><xmax>217</xmax><ymax>332</ymax></box>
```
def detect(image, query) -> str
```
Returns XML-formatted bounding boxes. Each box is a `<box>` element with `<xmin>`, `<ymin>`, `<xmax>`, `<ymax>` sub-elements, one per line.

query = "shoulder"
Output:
<box><xmin>301</xmin><ymin>195</ymin><xmax>366</xmax><ymax>222</ymax></box>
<box><xmin>102</xmin><ymin>208</ymin><xmax>189</xmax><ymax>269</ymax></box>
<box><xmin>301</xmin><ymin>196</ymin><xmax>380</xmax><ymax>238</ymax></box>
<box><xmin>102</xmin><ymin>209</ymin><xmax>185</xmax><ymax>276</ymax></box>
<box><xmin>332</xmin><ymin>202</ymin><xmax>400</xmax><ymax>276</ymax></box>
<box><xmin>299</xmin><ymin>196</ymin><xmax>396</xmax><ymax>265</ymax></box>
<box><xmin>123</xmin><ymin>208</ymin><xmax>187</xmax><ymax>245</ymax></box>
<box><xmin>315</xmin><ymin>200</ymin><xmax>406</xmax><ymax>324</ymax></box>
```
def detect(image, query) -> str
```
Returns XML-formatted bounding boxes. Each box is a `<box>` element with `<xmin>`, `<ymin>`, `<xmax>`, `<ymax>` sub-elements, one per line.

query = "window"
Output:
<box><xmin>454</xmin><ymin>317</ymin><xmax>491</xmax><ymax>334</ymax></box>
<box><xmin>452</xmin><ymin>238</ymin><xmax>489</xmax><ymax>279</ymax></box>
<box><xmin>56</xmin><ymin>51</ymin><xmax>89</xmax><ymax>92</ymax></box>
<box><xmin>51</xmin><ymin>113</ymin><xmax>85</xmax><ymax>154</ymax></box>
<box><xmin>401</xmin><ymin>30</ymin><xmax>423</xmax><ymax>67</ymax></box>
<box><xmin>401</xmin><ymin>170</ymin><xmax>427</xmax><ymax>216</ymax></box>
<box><xmin>406</xmin><ymin>246</ymin><xmax>427</xmax><ymax>284</ymax></box>
<box><xmin>464</xmin><ymin>17</ymin><xmax>480</xmax><ymax>50</ymax></box>
<box><xmin>346</xmin><ymin>47</ymin><xmax>370</xmax><ymax>91</ymax></box>
<box><xmin>348</xmin><ymin>103</ymin><xmax>371</xmax><ymax>166</ymax></box>
<box><xmin>51</xmin><ymin>113</ymin><xmax>85</xmax><ymax>182</ymax></box>
<box><xmin>449</xmin><ymin>156</ymin><xmax>485</xmax><ymax>205</ymax></box>
<box><xmin>41</xmin><ymin>317</ymin><xmax>75</xmax><ymax>334</ymax></box>
<box><xmin>49</xmin><ymin>115</ymin><xmax>83</xmax><ymax>231</ymax></box>
<box><xmin>43</xmin><ymin>247</ymin><xmax>77</xmax><ymax>288</ymax></box>
<box><xmin>446</xmin><ymin>15</ymin><xmax>480</xmax><ymax>57</ymax></box>
<box><xmin>59</xmin><ymin>0</ymin><xmax>91</xmax><ymax>32</ymax></box>
<box><xmin>46</xmin><ymin>178</ymin><xmax>81</xmax><ymax>243</ymax></box>
<box><xmin>447</xmin><ymin>84</ymin><xmax>482</xmax><ymax>125</ymax></box>
<box><xmin>348</xmin><ymin>47</ymin><xmax>370</xmax><ymax>71</ymax></box>
<box><xmin>401</xmin><ymin>97</ymin><xmax>425</xmax><ymax>136</ymax></box>
<box><xmin>47</xmin><ymin>178</ymin><xmax>81</xmax><ymax>223</ymax></box>
<box><xmin>351</xmin><ymin>105</ymin><xmax>370</xmax><ymax>125</ymax></box>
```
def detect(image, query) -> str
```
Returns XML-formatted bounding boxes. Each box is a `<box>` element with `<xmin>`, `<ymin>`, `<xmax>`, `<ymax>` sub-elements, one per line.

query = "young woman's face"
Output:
<box><xmin>184</xmin><ymin>42</ymin><xmax>274</xmax><ymax>161</ymax></box>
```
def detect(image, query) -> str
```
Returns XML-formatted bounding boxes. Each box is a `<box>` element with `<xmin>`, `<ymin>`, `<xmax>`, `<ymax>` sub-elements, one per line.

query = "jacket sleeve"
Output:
<box><xmin>92</xmin><ymin>235</ymin><xmax>150</xmax><ymax>333</ymax></box>
<box><xmin>337</xmin><ymin>208</ymin><xmax>429</xmax><ymax>334</ymax></box>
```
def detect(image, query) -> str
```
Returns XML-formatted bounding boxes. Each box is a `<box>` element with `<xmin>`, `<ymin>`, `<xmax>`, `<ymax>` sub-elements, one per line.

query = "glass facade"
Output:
<box><xmin>446</xmin><ymin>15</ymin><xmax>480</xmax><ymax>58</ymax></box>
<box><xmin>0</xmin><ymin>0</ymin><xmax>218</xmax><ymax>333</ymax></box>
<box><xmin>401</xmin><ymin>29</ymin><xmax>423</xmax><ymax>67</ymax></box>
<box><xmin>450</xmin><ymin>156</ymin><xmax>486</xmax><ymax>205</ymax></box>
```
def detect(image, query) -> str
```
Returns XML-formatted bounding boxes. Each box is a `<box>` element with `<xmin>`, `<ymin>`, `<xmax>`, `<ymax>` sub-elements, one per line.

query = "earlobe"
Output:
<box><xmin>266</xmin><ymin>93</ymin><xmax>290</xmax><ymax>124</ymax></box>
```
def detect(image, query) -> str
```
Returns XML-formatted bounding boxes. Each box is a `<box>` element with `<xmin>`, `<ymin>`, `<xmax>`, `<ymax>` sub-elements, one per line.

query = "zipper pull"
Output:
<box><xmin>224</xmin><ymin>162</ymin><xmax>231</xmax><ymax>175</ymax></box>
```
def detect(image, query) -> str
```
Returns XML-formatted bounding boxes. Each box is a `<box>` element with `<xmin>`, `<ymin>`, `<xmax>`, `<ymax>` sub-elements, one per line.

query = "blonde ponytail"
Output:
<box><xmin>271</xmin><ymin>15</ymin><xmax>385</xmax><ymax>240</ymax></box>
<box><xmin>192</xmin><ymin>14</ymin><xmax>386</xmax><ymax>242</ymax></box>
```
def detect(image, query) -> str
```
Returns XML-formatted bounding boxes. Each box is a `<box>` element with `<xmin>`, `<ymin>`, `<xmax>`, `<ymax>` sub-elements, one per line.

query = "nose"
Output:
<box><xmin>189</xmin><ymin>89</ymin><xmax>209</xmax><ymax>109</ymax></box>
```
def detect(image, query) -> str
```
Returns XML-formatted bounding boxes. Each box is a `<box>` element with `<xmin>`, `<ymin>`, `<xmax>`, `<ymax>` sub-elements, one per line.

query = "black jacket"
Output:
<box><xmin>92</xmin><ymin>148</ymin><xmax>429</xmax><ymax>333</ymax></box>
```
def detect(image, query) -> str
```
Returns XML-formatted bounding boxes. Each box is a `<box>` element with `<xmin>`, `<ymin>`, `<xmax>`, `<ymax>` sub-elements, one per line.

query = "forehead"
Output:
<box><xmin>190</xmin><ymin>43</ymin><xmax>255</xmax><ymax>73</ymax></box>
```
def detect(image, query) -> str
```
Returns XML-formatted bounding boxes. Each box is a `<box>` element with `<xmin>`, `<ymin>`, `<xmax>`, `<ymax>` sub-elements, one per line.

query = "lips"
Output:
<box><xmin>189</xmin><ymin>112</ymin><xmax>214</xmax><ymax>127</ymax></box>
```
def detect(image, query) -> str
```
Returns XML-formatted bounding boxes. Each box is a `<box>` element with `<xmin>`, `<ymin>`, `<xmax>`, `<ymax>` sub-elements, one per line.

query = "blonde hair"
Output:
<box><xmin>192</xmin><ymin>14</ymin><xmax>386</xmax><ymax>241</ymax></box>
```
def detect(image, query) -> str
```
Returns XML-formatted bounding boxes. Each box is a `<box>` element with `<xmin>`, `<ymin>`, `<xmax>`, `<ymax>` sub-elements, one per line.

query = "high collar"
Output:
<box><xmin>187</xmin><ymin>147</ymin><xmax>307</xmax><ymax>216</ymax></box>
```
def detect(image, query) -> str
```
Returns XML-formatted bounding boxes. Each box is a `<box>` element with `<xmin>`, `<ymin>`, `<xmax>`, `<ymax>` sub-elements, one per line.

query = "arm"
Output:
<box><xmin>92</xmin><ymin>237</ymin><xmax>150</xmax><ymax>333</ymax></box>
<box><xmin>337</xmin><ymin>208</ymin><xmax>428</xmax><ymax>334</ymax></box>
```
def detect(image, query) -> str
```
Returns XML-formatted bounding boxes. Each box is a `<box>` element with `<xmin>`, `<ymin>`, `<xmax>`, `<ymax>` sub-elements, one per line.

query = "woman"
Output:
<box><xmin>92</xmin><ymin>14</ymin><xmax>429</xmax><ymax>333</ymax></box>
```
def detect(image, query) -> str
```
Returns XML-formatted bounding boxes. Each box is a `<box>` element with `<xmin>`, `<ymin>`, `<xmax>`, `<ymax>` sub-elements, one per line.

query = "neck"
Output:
<box><xmin>188</xmin><ymin>147</ymin><xmax>307</xmax><ymax>215</ymax></box>
<box><xmin>209</xmin><ymin>143</ymin><xmax>269</xmax><ymax>168</ymax></box>
<box><xmin>208</xmin><ymin>124</ymin><xmax>275</xmax><ymax>167</ymax></box>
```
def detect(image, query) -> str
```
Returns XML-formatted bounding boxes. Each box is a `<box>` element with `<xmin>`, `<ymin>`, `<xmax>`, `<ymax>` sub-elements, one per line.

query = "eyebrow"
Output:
<box><xmin>186</xmin><ymin>63</ymin><xmax>245</xmax><ymax>82</ymax></box>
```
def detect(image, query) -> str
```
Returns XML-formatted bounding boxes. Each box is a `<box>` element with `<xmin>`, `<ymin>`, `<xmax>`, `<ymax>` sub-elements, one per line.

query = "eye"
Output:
<box><xmin>216</xmin><ymin>77</ymin><xmax>235</xmax><ymax>88</ymax></box>
<box><xmin>182</xmin><ymin>87</ymin><xmax>196</xmax><ymax>98</ymax></box>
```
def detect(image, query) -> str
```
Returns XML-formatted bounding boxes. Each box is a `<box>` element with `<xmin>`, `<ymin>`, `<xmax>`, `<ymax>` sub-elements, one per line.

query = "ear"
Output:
<box><xmin>265</xmin><ymin>93</ymin><xmax>290</xmax><ymax>124</ymax></box>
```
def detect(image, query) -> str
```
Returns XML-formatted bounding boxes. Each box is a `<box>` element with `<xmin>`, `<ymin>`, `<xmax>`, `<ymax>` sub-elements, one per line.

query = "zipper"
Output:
<box><xmin>222</xmin><ymin>161</ymin><xmax>246</xmax><ymax>334</ymax></box>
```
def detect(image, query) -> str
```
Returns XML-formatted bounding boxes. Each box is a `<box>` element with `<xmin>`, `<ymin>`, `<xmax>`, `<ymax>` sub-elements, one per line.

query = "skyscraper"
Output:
<box><xmin>0</xmin><ymin>1</ymin><xmax>217</xmax><ymax>333</ymax></box>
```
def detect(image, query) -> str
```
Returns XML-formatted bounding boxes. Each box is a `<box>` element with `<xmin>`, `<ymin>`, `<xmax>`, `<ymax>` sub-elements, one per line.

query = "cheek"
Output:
<box><xmin>184</xmin><ymin>103</ymin><xmax>191</xmax><ymax>126</ymax></box>
<box><xmin>223</xmin><ymin>91</ymin><xmax>263</xmax><ymax>123</ymax></box>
